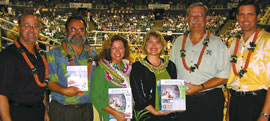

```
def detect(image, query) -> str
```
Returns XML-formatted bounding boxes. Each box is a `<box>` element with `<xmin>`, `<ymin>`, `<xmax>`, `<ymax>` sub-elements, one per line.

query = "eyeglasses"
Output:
<box><xmin>189</xmin><ymin>14</ymin><xmax>205</xmax><ymax>18</ymax></box>
<box><xmin>21</xmin><ymin>24</ymin><xmax>40</xmax><ymax>29</ymax></box>
<box><xmin>69</xmin><ymin>27</ymin><xmax>85</xmax><ymax>32</ymax></box>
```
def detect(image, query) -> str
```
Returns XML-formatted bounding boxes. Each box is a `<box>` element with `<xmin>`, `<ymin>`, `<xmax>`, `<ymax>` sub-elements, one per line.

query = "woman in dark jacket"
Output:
<box><xmin>130</xmin><ymin>30</ymin><xmax>177</xmax><ymax>121</ymax></box>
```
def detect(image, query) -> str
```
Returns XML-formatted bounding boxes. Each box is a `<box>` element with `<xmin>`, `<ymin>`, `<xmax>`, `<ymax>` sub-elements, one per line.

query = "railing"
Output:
<box><xmin>259</xmin><ymin>7</ymin><xmax>270</xmax><ymax>25</ymax></box>
<box><xmin>89</xmin><ymin>30</ymin><xmax>183</xmax><ymax>60</ymax></box>
<box><xmin>91</xmin><ymin>30</ymin><xmax>183</xmax><ymax>44</ymax></box>
<box><xmin>0</xmin><ymin>17</ymin><xmax>184</xmax><ymax>57</ymax></box>
<box><xmin>10</xmin><ymin>1</ymin><xmax>33</xmax><ymax>7</ymax></box>
<box><xmin>0</xmin><ymin>18</ymin><xmax>61</xmax><ymax>52</ymax></box>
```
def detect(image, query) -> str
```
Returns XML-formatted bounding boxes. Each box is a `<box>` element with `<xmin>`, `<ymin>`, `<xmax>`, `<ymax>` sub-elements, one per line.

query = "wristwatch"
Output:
<box><xmin>261</xmin><ymin>112</ymin><xmax>270</xmax><ymax>119</ymax></box>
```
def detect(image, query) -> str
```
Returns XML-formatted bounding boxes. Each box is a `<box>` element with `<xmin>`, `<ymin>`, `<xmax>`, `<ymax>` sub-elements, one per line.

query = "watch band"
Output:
<box><xmin>261</xmin><ymin>112</ymin><xmax>270</xmax><ymax>119</ymax></box>
<box><xmin>201</xmin><ymin>84</ymin><xmax>205</xmax><ymax>90</ymax></box>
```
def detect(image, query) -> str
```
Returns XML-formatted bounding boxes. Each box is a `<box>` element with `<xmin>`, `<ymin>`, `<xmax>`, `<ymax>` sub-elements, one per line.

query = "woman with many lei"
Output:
<box><xmin>92</xmin><ymin>34</ymin><xmax>132</xmax><ymax>121</ymax></box>
<box><xmin>130</xmin><ymin>30</ymin><xmax>178</xmax><ymax>121</ymax></box>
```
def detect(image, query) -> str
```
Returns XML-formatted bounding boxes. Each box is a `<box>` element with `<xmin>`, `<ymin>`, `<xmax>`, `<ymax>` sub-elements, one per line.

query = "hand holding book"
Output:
<box><xmin>113</xmin><ymin>111</ymin><xmax>127</xmax><ymax>121</ymax></box>
<box><xmin>63</xmin><ymin>86</ymin><xmax>82</xmax><ymax>97</ymax></box>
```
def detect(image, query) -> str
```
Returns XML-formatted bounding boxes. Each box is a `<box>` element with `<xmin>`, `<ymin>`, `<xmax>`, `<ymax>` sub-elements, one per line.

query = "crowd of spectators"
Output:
<box><xmin>93</xmin><ymin>12</ymin><xmax>155</xmax><ymax>32</ymax></box>
<box><xmin>2</xmin><ymin>5</ymin><xmax>270</xmax><ymax>51</ymax></box>
<box><xmin>220</xmin><ymin>8</ymin><xmax>270</xmax><ymax>47</ymax></box>
<box><xmin>0</xmin><ymin>7</ymin><xmax>228</xmax><ymax>47</ymax></box>
<box><xmin>9</xmin><ymin>0</ymin><xmax>234</xmax><ymax>9</ymax></box>
<box><xmin>93</xmin><ymin>12</ymin><xmax>227</xmax><ymax>34</ymax></box>
<box><xmin>8</xmin><ymin>0</ymin><xmax>270</xmax><ymax>12</ymax></box>
<box><xmin>219</xmin><ymin>21</ymin><xmax>241</xmax><ymax>47</ymax></box>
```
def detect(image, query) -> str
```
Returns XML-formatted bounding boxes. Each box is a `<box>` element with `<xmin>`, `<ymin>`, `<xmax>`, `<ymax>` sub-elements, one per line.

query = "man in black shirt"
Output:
<box><xmin>0</xmin><ymin>13</ymin><xmax>49</xmax><ymax>121</ymax></box>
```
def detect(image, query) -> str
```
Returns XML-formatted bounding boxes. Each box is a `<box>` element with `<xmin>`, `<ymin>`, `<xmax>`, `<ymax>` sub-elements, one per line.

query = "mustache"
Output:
<box><xmin>191</xmin><ymin>21</ymin><xmax>203</xmax><ymax>24</ymax></box>
<box><xmin>68</xmin><ymin>34</ymin><xmax>87</xmax><ymax>45</ymax></box>
<box><xmin>72</xmin><ymin>34</ymin><xmax>83</xmax><ymax>39</ymax></box>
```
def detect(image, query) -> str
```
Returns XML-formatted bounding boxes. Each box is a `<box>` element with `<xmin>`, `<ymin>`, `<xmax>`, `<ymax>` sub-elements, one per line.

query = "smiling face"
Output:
<box><xmin>111</xmin><ymin>40</ymin><xmax>125</xmax><ymax>64</ymax></box>
<box><xmin>186</xmin><ymin>6</ymin><xmax>209</xmax><ymax>32</ymax></box>
<box><xmin>145</xmin><ymin>36</ymin><xmax>163</xmax><ymax>56</ymax></box>
<box><xmin>237</xmin><ymin>5</ymin><xmax>260</xmax><ymax>33</ymax></box>
<box><xmin>18</xmin><ymin>15</ymin><xmax>41</xmax><ymax>44</ymax></box>
<box><xmin>67</xmin><ymin>19</ymin><xmax>87</xmax><ymax>45</ymax></box>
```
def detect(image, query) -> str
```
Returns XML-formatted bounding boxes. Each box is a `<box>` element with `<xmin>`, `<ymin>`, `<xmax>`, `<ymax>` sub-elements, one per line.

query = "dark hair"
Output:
<box><xmin>186</xmin><ymin>2</ymin><xmax>209</xmax><ymax>16</ymax></box>
<box><xmin>65</xmin><ymin>16</ymin><xmax>87</xmax><ymax>32</ymax></box>
<box><xmin>97</xmin><ymin>34</ymin><xmax>130</xmax><ymax>62</ymax></box>
<box><xmin>237</xmin><ymin>0</ymin><xmax>260</xmax><ymax>15</ymax></box>
<box><xmin>18</xmin><ymin>13</ymin><xmax>39</xmax><ymax>26</ymax></box>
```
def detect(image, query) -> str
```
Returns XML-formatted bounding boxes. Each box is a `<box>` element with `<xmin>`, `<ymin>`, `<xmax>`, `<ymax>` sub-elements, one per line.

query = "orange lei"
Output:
<box><xmin>231</xmin><ymin>28</ymin><xmax>260</xmax><ymax>78</ymax></box>
<box><xmin>14</xmin><ymin>39</ymin><xmax>48</xmax><ymax>87</ymax></box>
<box><xmin>180</xmin><ymin>30</ymin><xmax>210</xmax><ymax>72</ymax></box>
<box><xmin>62</xmin><ymin>42</ymin><xmax>93</xmax><ymax>77</ymax></box>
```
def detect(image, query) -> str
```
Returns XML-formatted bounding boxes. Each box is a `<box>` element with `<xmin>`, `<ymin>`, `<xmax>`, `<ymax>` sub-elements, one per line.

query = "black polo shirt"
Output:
<box><xmin>0</xmin><ymin>41</ymin><xmax>46</xmax><ymax>105</ymax></box>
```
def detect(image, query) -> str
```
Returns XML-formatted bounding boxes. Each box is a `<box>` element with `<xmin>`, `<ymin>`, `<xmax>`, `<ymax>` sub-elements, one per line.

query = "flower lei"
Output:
<box><xmin>231</xmin><ymin>28</ymin><xmax>260</xmax><ymax>78</ymax></box>
<box><xmin>180</xmin><ymin>30</ymin><xmax>210</xmax><ymax>72</ymax></box>
<box><xmin>138</xmin><ymin>57</ymin><xmax>169</xmax><ymax>74</ymax></box>
<box><xmin>99</xmin><ymin>58</ymin><xmax>131</xmax><ymax>87</ymax></box>
<box><xmin>62</xmin><ymin>42</ymin><xmax>93</xmax><ymax>77</ymax></box>
<box><xmin>14</xmin><ymin>39</ymin><xmax>48</xmax><ymax>87</ymax></box>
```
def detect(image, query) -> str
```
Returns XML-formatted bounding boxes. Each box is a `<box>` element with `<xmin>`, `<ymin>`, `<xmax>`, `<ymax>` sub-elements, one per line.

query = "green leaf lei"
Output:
<box><xmin>138</xmin><ymin>57</ymin><xmax>169</xmax><ymax>74</ymax></box>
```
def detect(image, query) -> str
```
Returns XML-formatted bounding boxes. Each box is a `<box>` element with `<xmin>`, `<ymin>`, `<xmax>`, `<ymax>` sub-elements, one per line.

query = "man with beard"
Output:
<box><xmin>47</xmin><ymin>16</ymin><xmax>96</xmax><ymax>121</ymax></box>
<box><xmin>0</xmin><ymin>14</ymin><xmax>49</xmax><ymax>121</ymax></box>
<box><xmin>169</xmin><ymin>2</ymin><xmax>230</xmax><ymax>121</ymax></box>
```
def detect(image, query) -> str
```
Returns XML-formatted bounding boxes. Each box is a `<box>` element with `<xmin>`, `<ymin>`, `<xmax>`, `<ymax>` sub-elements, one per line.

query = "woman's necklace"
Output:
<box><xmin>231</xmin><ymin>28</ymin><xmax>260</xmax><ymax>78</ymax></box>
<box><xmin>180</xmin><ymin>30</ymin><xmax>210</xmax><ymax>72</ymax></box>
<box><xmin>14</xmin><ymin>39</ymin><xmax>48</xmax><ymax>87</ymax></box>
<box><xmin>151</xmin><ymin>58</ymin><xmax>162</xmax><ymax>68</ymax></box>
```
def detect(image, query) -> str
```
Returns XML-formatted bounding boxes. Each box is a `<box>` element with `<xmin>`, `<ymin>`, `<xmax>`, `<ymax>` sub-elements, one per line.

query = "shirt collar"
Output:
<box><xmin>16</xmin><ymin>38</ymin><xmax>39</xmax><ymax>56</ymax></box>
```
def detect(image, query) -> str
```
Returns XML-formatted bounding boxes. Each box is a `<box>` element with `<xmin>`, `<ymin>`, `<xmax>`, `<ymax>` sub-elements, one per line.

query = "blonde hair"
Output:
<box><xmin>141</xmin><ymin>30</ymin><xmax>166</xmax><ymax>55</ymax></box>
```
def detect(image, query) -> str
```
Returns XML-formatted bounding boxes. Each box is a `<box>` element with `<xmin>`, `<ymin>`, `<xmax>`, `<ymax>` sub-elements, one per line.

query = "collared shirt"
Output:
<box><xmin>227</xmin><ymin>29</ymin><xmax>270</xmax><ymax>91</ymax></box>
<box><xmin>0</xmin><ymin>41</ymin><xmax>46</xmax><ymax>104</ymax></box>
<box><xmin>47</xmin><ymin>42</ymin><xmax>96</xmax><ymax>105</ymax></box>
<box><xmin>170</xmin><ymin>31</ymin><xmax>231</xmax><ymax>89</ymax></box>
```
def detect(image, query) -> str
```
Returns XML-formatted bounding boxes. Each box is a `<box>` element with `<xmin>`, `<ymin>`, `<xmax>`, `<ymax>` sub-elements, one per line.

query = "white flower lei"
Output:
<box><xmin>99</xmin><ymin>58</ymin><xmax>131</xmax><ymax>88</ymax></box>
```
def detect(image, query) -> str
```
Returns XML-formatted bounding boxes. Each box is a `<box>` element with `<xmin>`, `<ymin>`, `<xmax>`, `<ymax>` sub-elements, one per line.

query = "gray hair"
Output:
<box><xmin>186</xmin><ymin>2</ymin><xmax>209</xmax><ymax>17</ymax></box>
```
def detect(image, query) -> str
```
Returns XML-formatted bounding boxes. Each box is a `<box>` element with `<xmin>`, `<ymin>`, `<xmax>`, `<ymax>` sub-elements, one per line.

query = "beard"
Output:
<box><xmin>67</xmin><ymin>34</ymin><xmax>87</xmax><ymax>45</ymax></box>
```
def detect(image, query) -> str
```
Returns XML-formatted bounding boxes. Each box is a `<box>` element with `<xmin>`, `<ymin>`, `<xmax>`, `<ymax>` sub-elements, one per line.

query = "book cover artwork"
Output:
<box><xmin>159</xmin><ymin>79</ymin><xmax>186</xmax><ymax>111</ymax></box>
<box><xmin>67</xmin><ymin>66</ymin><xmax>88</xmax><ymax>91</ymax></box>
<box><xmin>108</xmin><ymin>88</ymin><xmax>132</xmax><ymax>121</ymax></box>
